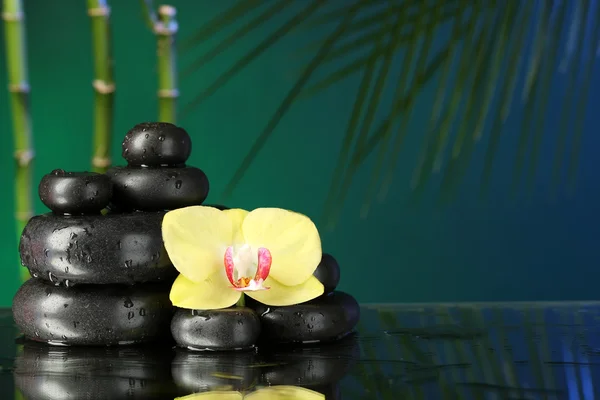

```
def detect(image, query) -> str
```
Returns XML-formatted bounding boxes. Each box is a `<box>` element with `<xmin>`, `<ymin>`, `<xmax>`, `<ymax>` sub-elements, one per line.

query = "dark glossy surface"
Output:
<box><xmin>38</xmin><ymin>170</ymin><xmax>112</xmax><ymax>215</ymax></box>
<box><xmin>13</xmin><ymin>279</ymin><xmax>173</xmax><ymax>346</ymax></box>
<box><xmin>20</xmin><ymin>212</ymin><xmax>176</xmax><ymax>285</ymax></box>
<box><xmin>106</xmin><ymin>166</ymin><xmax>209</xmax><ymax>212</ymax></box>
<box><xmin>313</xmin><ymin>253</ymin><xmax>341</xmax><ymax>293</ymax></box>
<box><xmin>122</xmin><ymin>122</ymin><xmax>192</xmax><ymax>166</ymax></box>
<box><xmin>2</xmin><ymin>302</ymin><xmax>600</xmax><ymax>399</ymax></box>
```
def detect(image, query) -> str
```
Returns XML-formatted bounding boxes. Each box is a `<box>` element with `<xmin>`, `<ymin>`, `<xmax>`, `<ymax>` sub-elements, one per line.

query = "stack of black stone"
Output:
<box><xmin>12</xmin><ymin>121</ymin><xmax>360</xmax><ymax>350</ymax></box>
<box><xmin>13</xmin><ymin>122</ymin><xmax>209</xmax><ymax>346</ymax></box>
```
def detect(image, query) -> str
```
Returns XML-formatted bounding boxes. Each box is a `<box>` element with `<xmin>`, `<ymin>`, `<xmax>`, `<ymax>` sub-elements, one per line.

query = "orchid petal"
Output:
<box><xmin>242</xmin><ymin>208</ymin><xmax>322</xmax><ymax>286</ymax></box>
<box><xmin>170</xmin><ymin>271</ymin><xmax>241</xmax><ymax>310</ymax></box>
<box><xmin>175</xmin><ymin>391</ymin><xmax>243</xmax><ymax>400</ymax></box>
<box><xmin>245</xmin><ymin>275</ymin><xmax>324</xmax><ymax>306</ymax></box>
<box><xmin>162</xmin><ymin>206</ymin><xmax>234</xmax><ymax>282</ymax></box>
<box><xmin>223</xmin><ymin>208</ymin><xmax>248</xmax><ymax>244</ymax></box>
<box><xmin>245</xmin><ymin>386</ymin><xmax>325</xmax><ymax>400</ymax></box>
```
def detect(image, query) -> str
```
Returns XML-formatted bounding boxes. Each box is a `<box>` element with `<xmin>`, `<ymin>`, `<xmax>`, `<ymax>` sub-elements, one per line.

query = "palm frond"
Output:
<box><xmin>179</xmin><ymin>0</ymin><xmax>599</xmax><ymax>224</ymax></box>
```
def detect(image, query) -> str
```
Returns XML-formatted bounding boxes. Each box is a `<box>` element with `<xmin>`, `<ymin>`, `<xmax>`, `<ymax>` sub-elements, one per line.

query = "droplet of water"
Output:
<box><xmin>127</xmin><ymin>311</ymin><xmax>135</xmax><ymax>320</ymax></box>
<box><xmin>48</xmin><ymin>272</ymin><xmax>56</xmax><ymax>283</ymax></box>
<box><xmin>64</xmin><ymin>279</ymin><xmax>71</xmax><ymax>287</ymax></box>
<box><xmin>70</xmin><ymin>232</ymin><xmax>78</xmax><ymax>240</ymax></box>
<box><xmin>117</xmin><ymin>241</ymin><xmax>122</xmax><ymax>249</ymax></box>
<box><xmin>307</xmin><ymin>323</ymin><xmax>314</xmax><ymax>329</ymax></box>
<box><xmin>175</xmin><ymin>180</ymin><xmax>182</xmax><ymax>189</ymax></box>
<box><xmin>124</xmin><ymin>297</ymin><xmax>134</xmax><ymax>308</ymax></box>
<box><xmin>124</xmin><ymin>260</ymin><xmax>133</xmax><ymax>268</ymax></box>
<box><xmin>64</xmin><ymin>266</ymin><xmax>69</xmax><ymax>274</ymax></box>
<box><xmin>51</xmin><ymin>169</ymin><xmax>65</xmax><ymax>176</ymax></box>
<box><xmin>139</xmin><ymin>308</ymin><xmax>146</xmax><ymax>316</ymax></box>
<box><xmin>145</xmin><ymin>133</ymin><xmax>149</xmax><ymax>139</ymax></box>
<box><xmin>43</xmin><ymin>249</ymin><xmax>49</xmax><ymax>258</ymax></box>
<box><xmin>158</xmin><ymin>135</ymin><xmax>165</xmax><ymax>141</ymax></box>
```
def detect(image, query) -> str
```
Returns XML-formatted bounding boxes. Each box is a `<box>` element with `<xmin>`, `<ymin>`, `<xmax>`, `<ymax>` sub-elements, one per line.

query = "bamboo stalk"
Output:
<box><xmin>87</xmin><ymin>0</ymin><xmax>115</xmax><ymax>173</ymax></box>
<box><xmin>155</xmin><ymin>5</ymin><xmax>178</xmax><ymax>123</ymax></box>
<box><xmin>3</xmin><ymin>0</ymin><xmax>35</xmax><ymax>283</ymax></box>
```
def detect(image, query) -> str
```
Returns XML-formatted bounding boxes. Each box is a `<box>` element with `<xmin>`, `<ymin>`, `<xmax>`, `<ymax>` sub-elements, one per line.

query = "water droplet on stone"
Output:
<box><xmin>175</xmin><ymin>180</ymin><xmax>182</xmax><ymax>189</ymax></box>
<box><xmin>124</xmin><ymin>260</ymin><xmax>132</xmax><ymax>268</ymax></box>
<box><xmin>124</xmin><ymin>297</ymin><xmax>134</xmax><ymax>308</ymax></box>
<box><xmin>128</xmin><ymin>311</ymin><xmax>135</xmax><ymax>320</ymax></box>
<box><xmin>48</xmin><ymin>272</ymin><xmax>56</xmax><ymax>282</ymax></box>
<box><xmin>117</xmin><ymin>241</ymin><xmax>122</xmax><ymax>249</ymax></box>
<box><xmin>51</xmin><ymin>169</ymin><xmax>65</xmax><ymax>176</ymax></box>
<box><xmin>307</xmin><ymin>323</ymin><xmax>314</xmax><ymax>329</ymax></box>
<box><xmin>145</xmin><ymin>133</ymin><xmax>149</xmax><ymax>138</ymax></box>
<box><xmin>32</xmin><ymin>272</ymin><xmax>39</xmax><ymax>278</ymax></box>
<box><xmin>62</xmin><ymin>335</ymin><xmax>67</xmax><ymax>340</ymax></box>
<box><xmin>158</xmin><ymin>135</ymin><xmax>165</xmax><ymax>141</ymax></box>
<box><xmin>64</xmin><ymin>279</ymin><xmax>71</xmax><ymax>287</ymax></box>
<box><xmin>139</xmin><ymin>308</ymin><xmax>146</xmax><ymax>316</ymax></box>
<box><xmin>70</xmin><ymin>232</ymin><xmax>78</xmax><ymax>240</ymax></box>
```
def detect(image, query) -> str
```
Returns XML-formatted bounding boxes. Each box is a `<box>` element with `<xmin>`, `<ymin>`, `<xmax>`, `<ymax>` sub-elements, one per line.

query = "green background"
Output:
<box><xmin>0</xmin><ymin>1</ymin><xmax>598</xmax><ymax>307</ymax></box>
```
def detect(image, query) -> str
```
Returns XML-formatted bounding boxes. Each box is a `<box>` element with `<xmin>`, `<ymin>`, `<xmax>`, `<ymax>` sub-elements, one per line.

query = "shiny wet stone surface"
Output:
<box><xmin>3</xmin><ymin>302</ymin><xmax>600</xmax><ymax>399</ymax></box>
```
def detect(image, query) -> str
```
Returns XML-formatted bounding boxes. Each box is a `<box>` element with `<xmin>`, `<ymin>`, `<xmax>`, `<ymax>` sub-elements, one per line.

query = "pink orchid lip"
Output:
<box><xmin>224</xmin><ymin>246</ymin><xmax>272</xmax><ymax>292</ymax></box>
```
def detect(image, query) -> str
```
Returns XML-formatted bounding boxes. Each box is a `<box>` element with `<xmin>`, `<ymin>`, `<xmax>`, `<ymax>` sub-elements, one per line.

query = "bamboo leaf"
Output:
<box><xmin>181</xmin><ymin>0</ymin><xmax>292</xmax><ymax>79</ymax></box>
<box><xmin>524</xmin><ymin>0</ymin><xmax>569</xmax><ymax>199</ymax></box>
<box><xmin>324</xmin><ymin>1</ymin><xmax>403</xmax><ymax>227</ymax></box>
<box><xmin>139</xmin><ymin>0</ymin><xmax>157</xmax><ymax>30</ymax></box>
<box><xmin>303</xmin><ymin>0</ymin><xmax>396</xmax><ymax>30</ymax></box>
<box><xmin>478</xmin><ymin>3</ymin><xmax>534</xmax><ymax>199</ymax></box>
<box><xmin>181</xmin><ymin>0</ymin><xmax>325</xmax><ymax>117</ymax></box>
<box><xmin>551</xmin><ymin>0</ymin><xmax>590</xmax><ymax>199</ymax></box>
<box><xmin>180</xmin><ymin>0</ymin><xmax>264</xmax><ymax>52</ymax></box>
<box><xmin>221</xmin><ymin>0</ymin><xmax>363</xmax><ymax>203</ymax></box>
<box><xmin>567</xmin><ymin>2</ymin><xmax>600</xmax><ymax>194</ymax></box>
<box><xmin>320</xmin><ymin>31</ymin><xmax>384</xmax><ymax>226</ymax></box>
<box><xmin>360</xmin><ymin>7</ymin><xmax>424</xmax><ymax>217</ymax></box>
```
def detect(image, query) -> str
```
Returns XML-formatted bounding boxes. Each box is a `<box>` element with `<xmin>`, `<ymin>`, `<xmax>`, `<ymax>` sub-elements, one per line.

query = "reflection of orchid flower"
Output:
<box><xmin>175</xmin><ymin>386</ymin><xmax>325</xmax><ymax>399</ymax></box>
<box><xmin>163</xmin><ymin>206</ymin><xmax>324</xmax><ymax>309</ymax></box>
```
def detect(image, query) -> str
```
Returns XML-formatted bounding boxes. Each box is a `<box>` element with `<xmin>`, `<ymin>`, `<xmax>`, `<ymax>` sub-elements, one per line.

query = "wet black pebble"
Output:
<box><xmin>172</xmin><ymin>350</ymin><xmax>258</xmax><ymax>393</ymax></box>
<box><xmin>171</xmin><ymin>307</ymin><xmax>261</xmax><ymax>351</ymax></box>
<box><xmin>248</xmin><ymin>291</ymin><xmax>360</xmax><ymax>344</ymax></box>
<box><xmin>19</xmin><ymin>212</ymin><xmax>176</xmax><ymax>285</ymax></box>
<box><xmin>122</xmin><ymin>122</ymin><xmax>192</xmax><ymax>166</ymax></box>
<box><xmin>106</xmin><ymin>166</ymin><xmax>209</xmax><ymax>212</ymax></box>
<box><xmin>313</xmin><ymin>253</ymin><xmax>341</xmax><ymax>294</ymax></box>
<box><xmin>38</xmin><ymin>170</ymin><xmax>112</xmax><ymax>215</ymax></box>
<box><xmin>12</xmin><ymin>279</ymin><xmax>173</xmax><ymax>346</ymax></box>
<box><xmin>14</xmin><ymin>342</ymin><xmax>178</xmax><ymax>399</ymax></box>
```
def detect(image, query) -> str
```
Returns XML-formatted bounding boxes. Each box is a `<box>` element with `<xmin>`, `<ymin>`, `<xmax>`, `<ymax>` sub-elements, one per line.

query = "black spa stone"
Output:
<box><xmin>122</xmin><ymin>122</ymin><xmax>192</xmax><ymax>166</ymax></box>
<box><xmin>38</xmin><ymin>170</ymin><xmax>112</xmax><ymax>215</ymax></box>
<box><xmin>14</xmin><ymin>342</ymin><xmax>178</xmax><ymax>400</ymax></box>
<box><xmin>172</xmin><ymin>350</ymin><xmax>258</xmax><ymax>392</ymax></box>
<box><xmin>12</xmin><ymin>278</ymin><xmax>173</xmax><ymax>346</ymax></box>
<box><xmin>19</xmin><ymin>212</ymin><xmax>175</xmax><ymax>285</ymax></box>
<box><xmin>248</xmin><ymin>291</ymin><xmax>360</xmax><ymax>344</ymax></box>
<box><xmin>313</xmin><ymin>253</ymin><xmax>341</xmax><ymax>294</ymax></box>
<box><xmin>106</xmin><ymin>166</ymin><xmax>209</xmax><ymax>212</ymax></box>
<box><xmin>171</xmin><ymin>307</ymin><xmax>261</xmax><ymax>351</ymax></box>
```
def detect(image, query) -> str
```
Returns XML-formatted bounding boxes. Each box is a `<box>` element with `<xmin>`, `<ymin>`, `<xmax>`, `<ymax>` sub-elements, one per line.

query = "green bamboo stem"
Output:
<box><xmin>87</xmin><ymin>0</ymin><xmax>114</xmax><ymax>173</ymax></box>
<box><xmin>3</xmin><ymin>0</ymin><xmax>35</xmax><ymax>283</ymax></box>
<box><xmin>155</xmin><ymin>5</ymin><xmax>178</xmax><ymax>123</ymax></box>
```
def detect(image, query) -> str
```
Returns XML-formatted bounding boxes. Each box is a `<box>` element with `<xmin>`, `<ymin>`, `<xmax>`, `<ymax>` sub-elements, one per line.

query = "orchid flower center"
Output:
<box><xmin>224</xmin><ymin>244</ymin><xmax>271</xmax><ymax>292</ymax></box>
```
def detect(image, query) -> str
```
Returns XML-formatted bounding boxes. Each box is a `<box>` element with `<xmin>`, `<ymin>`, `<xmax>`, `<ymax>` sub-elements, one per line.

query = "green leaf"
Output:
<box><xmin>139</xmin><ymin>0</ymin><xmax>157</xmax><ymax>30</ymax></box>
<box><xmin>181</xmin><ymin>0</ymin><xmax>292</xmax><ymax>79</ymax></box>
<box><xmin>181</xmin><ymin>0</ymin><xmax>325</xmax><ymax>117</ymax></box>
<box><xmin>221</xmin><ymin>0</ymin><xmax>364</xmax><ymax>203</ymax></box>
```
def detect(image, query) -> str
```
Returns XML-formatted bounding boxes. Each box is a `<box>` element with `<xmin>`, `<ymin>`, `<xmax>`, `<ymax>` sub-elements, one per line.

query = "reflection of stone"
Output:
<box><xmin>106</xmin><ymin>166</ymin><xmax>209</xmax><ymax>212</ymax></box>
<box><xmin>20</xmin><ymin>212</ymin><xmax>175</xmax><ymax>285</ymax></box>
<box><xmin>259</xmin><ymin>335</ymin><xmax>359</xmax><ymax>387</ymax></box>
<box><xmin>171</xmin><ymin>307</ymin><xmax>261</xmax><ymax>351</ymax></box>
<box><xmin>14</xmin><ymin>341</ymin><xmax>179</xmax><ymax>399</ymax></box>
<box><xmin>38</xmin><ymin>170</ymin><xmax>113</xmax><ymax>215</ymax></box>
<box><xmin>248</xmin><ymin>291</ymin><xmax>360</xmax><ymax>344</ymax></box>
<box><xmin>13</xmin><ymin>278</ymin><xmax>173</xmax><ymax>345</ymax></box>
<box><xmin>171</xmin><ymin>349</ymin><xmax>259</xmax><ymax>392</ymax></box>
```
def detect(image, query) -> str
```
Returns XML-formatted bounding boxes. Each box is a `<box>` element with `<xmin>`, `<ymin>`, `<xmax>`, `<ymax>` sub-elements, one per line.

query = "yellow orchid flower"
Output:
<box><xmin>175</xmin><ymin>386</ymin><xmax>325</xmax><ymax>400</ymax></box>
<box><xmin>162</xmin><ymin>206</ymin><xmax>324</xmax><ymax>309</ymax></box>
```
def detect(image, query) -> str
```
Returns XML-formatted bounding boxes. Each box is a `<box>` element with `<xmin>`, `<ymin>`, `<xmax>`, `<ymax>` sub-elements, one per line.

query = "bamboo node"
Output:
<box><xmin>158</xmin><ymin>89</ymin><xmax>180</xmax><ymax>98</ymax></box>
<box><xmin>2</xmin><ymin>11</ymin><xmax>24</xmax><ymax>21</ymax></box>
<box><xmin>15</xmin><ymin>211</ymin><xmax>33</xmax><ymax>222</ymax></box>
<box><xmin>158</xmin><ymin>5</ymin><xmax>176</xmax><ymax>17</ymax></box>
<box><xmin>87</xmin><ymin>5</ymin><xmax>111</xmax><ymax>17</ymax></box>
<box><xmin>154</xmin><ymin>21</ymin><xmax>178</xmax><ymax>35</ymax></box>
<box><xmin>14</xmin><ymin>149</ymin><xmax>35</xmax><ymax>167</ymax></box>
<box><xmin>93</xmin><ymin>79</ymin><xmax>116</xmax><ymax>94</ymax></box>
<box><xmin>92</xmin><ymin>156</ymin><xmax>112</xmax><ymax>168</ymax></box>
<box><xmin>8</xmin><ymin>83</ymin><xmax>30</xmax><ymax>93</ymax></box>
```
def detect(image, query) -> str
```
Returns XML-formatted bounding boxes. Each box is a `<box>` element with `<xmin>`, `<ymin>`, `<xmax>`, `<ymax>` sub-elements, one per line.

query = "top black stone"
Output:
<box><xmin>122</xmin><ymin>122</ymin><xmax>192</xmax><ymax>166</ymax></box>
<box><xmin>38</xmin><ymin>170</ymin><xmax>112</xmax><ymax>215</ymax></box>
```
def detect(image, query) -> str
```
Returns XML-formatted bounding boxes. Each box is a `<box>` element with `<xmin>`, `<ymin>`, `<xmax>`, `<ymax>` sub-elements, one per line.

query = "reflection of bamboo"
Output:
<box><xmin>156</xmin><ymin>5</ymin><xmax>178</xmax><ymax>123</ymax></box>
<box><xmin>3</xmin><ymin>0</ymin><xmax>35</xmax><ymax>283</ymax></box>
<box><xmin>87</xmin><ymin>0</ymin><xmax>115</xmax><ymax>173</ymax></box>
